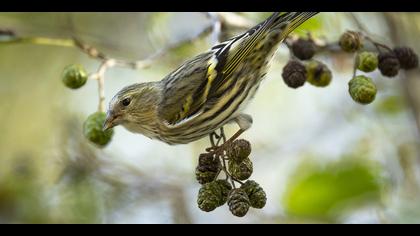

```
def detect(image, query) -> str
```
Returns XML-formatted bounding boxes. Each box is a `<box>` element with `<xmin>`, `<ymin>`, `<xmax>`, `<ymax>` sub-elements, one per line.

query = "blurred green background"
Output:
<box><xmin>1</xmin><ymin>12</ymin><xmax>420</xmax><ymax>224</ymax></box>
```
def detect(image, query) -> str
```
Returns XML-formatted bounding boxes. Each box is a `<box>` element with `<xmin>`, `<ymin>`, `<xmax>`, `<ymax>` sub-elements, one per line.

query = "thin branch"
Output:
<box><xmin>0</xmin><ymin>36</ymin><xmax>75</xmax><ymax>47</ymax></box>
<box><xmin>1</xmin><ymin>16</ymin><xmax>218</xmax><ymax>113</ymax></box>
<box><xmin>109</xmin><ymin>24</ymin><xmax>214</xmax><ymax>70</ymax></box>
<box><xmin>114</xmin><ymin>26</ymin><xmax>213</xmax><ymax>70</ymax></box>
<box><xmin>352</xmin><ymin>53</ymin><xmax>358</xmax><ymax>78</ymax></box>
<box><xmin>91</xmin><ymin>59</ymin><xmax>116</xmax><ymax>112</ymax></box>
<box><xmin>1</xmin><ymin>22</ymin><xmax>214</xmax><ymax>71</ymax></box>
<box><xmin>349</xmin><ymin>13</ymin><xmax>369</xmax><ymax>33</ymax></box>
<box><xmin>361</xmin><ymin>33</ymin><xmax>393</xmax><ymax>53</ymax></box>
<box><xmin>348</xmin><ymin>13</ymin><xmax>393</xmax><ymax>53</ymax></box>
<box><xmin>72</xmin><ymin>37</ymin><xmax>107</xmax><ymax>60</ymax></box>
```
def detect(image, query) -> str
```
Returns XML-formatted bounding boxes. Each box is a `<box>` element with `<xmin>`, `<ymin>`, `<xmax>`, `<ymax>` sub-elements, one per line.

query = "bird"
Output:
<box><xmin>103</xmin><ymin>12</ymin><xmax>318</xmax><ymax>147</ymax></box>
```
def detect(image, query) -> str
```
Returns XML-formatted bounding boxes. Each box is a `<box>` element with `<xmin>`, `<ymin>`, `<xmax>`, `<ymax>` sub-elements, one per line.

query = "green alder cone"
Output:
<box><xmin>214</xmin><ymin>179</ymin><xmax>232</xmax><ymax>206</ymax></box>
<box><xmin>195</xmin><ymin>168</ymin><xmax>218</xmax><ymax>185</ymax></box>
<box><xmin>348</xmin><ymin>75</ymin><xmax>377</xmax><ymax>105</ymax></box>
<box><xmin>339</xmin><ymin>31</ymin><xmax>363</xmax><ymax>53</ymax></box>
<box><xmin>62</xmin><ymin>64</ymin><xmax>88</xmax><ymax>89</ymax></box>
<box><xmin>197</xmin><ymin>180</ymin><xmax>231</xmax><ymax>212</ymax></box>
<box><xmin>228</xmin><ymin>158</ymin><xmax>253</xmax><ymax>181</ymax></box>
<box><xmin>306</xmin><ymin>60</ymin><xmax>332</xmax><ymax>87</ymax></box>
<box><xmin>195</xmin><ymin>153</ymin><xmax>221</xmax><ymax>184</ymax></box>
<box><xmin>227</xmin><ymin>189</ymin><xmax>251</xmax><ymax>217</ymax></box>
<box><xmin>356</xmin><ymin>51</ymin><xmax>378</xmax><ymax>73</ymax></box>
<box><xmin>241</xmin><ymin>180</ymin><xmax>267</xmax><ymax>209</ymax></box>
<box><xmin>226</xmin><ymin>139</ymin><xmax>251</xmax><ymax>163</ymax></box>
<box><xmin>83</xmin><ymin>112</ymin><xmax>114</xmax><ymax>147</ymax></box>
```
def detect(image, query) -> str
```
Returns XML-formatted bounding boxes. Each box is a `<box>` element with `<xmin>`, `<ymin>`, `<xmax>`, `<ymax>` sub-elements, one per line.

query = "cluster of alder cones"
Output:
<box><xmin>195</xmin><ymin>139</ymin><xmax>267</xmax><ymax>217</ymax></box>
<box><xmin>282</xmin><ymin>30</ymin><xmax>419</xmax><ymax>105</ymax></box>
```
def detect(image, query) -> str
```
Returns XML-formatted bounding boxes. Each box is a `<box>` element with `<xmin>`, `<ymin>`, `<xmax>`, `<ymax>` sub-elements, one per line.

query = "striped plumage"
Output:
<box><xmin>104</xmin><ymin>12</ymin><xmax>318</xmax><ymax>145</ymax></box>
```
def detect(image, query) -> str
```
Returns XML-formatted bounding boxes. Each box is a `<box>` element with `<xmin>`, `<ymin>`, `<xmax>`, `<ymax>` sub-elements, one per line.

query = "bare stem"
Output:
<box><xmin>207</xmin><ymin>127</ymin><xmax>245</xmax><ymax>188</ymax></box>
<box><xmin>0</xmin><ymin>36</ymin><xmax>75</xmax><ymax>47</ymax></box>
<box><xmin>0</xmin><ymin>14</ymin><xmax>221</xmax><ymax>116</ymax></box>
<box><xmin>363</xmin><ymin>35</ymin><xmax>393</xmax><ymax>53</ymax></box>
<box><xmin>353</xmin><ymin>53</ymin><xmax>358</xmax><ymax>78</ymax></box>
<box><xmin>348</xmin><ymin>13</ymin><xmax>393</xmax><ymax>53</ymax></box>
<box><xmin>1</xmin><ymin>16</ymin><xmax>215</xmax><ymax>72</ymax></box>
<box><xmin>93</xmin><ymin>59</ymin><xmax>116</xmax><ymax>112</ymax></box>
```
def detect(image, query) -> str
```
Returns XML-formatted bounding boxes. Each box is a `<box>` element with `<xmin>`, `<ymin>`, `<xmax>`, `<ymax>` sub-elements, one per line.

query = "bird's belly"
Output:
<box><xmin>159</xmin><ymin>72</ymin><xmax>266</xmax><ymax>145</ymax></box>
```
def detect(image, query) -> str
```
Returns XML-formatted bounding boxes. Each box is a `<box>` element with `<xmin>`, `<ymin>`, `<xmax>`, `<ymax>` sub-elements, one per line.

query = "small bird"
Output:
<box><xmin>103</xmin><ymin>12</ymin><xmax>318</xmax><ymax>146</ymax></box>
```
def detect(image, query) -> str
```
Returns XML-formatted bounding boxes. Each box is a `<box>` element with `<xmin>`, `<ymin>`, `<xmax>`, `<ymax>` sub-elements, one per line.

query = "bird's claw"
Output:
<box><xmin>206</xmin><ymin>141</ymin><xmax>231</xmax><ymax>156</ymax></box>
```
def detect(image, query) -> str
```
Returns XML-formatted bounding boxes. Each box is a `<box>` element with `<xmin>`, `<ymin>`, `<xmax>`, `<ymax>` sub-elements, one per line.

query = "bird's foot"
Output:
<box><xmin>206</xmin><ymin>128</ymin><xmax>245</xmax><ymax>156</ymax></box>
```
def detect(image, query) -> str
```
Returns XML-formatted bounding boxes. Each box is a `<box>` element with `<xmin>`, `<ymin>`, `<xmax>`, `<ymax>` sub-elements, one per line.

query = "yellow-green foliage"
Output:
<box><xmin>283</xmin><ymin>158</ymin><xmax>382</xmax><ymax>221</ymax></box>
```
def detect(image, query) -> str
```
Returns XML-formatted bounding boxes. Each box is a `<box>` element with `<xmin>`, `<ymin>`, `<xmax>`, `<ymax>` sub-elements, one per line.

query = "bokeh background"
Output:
<box><xmin>1</xmin><ymin>12</ymin><xmax>420</xmax><ymax>224</ymax></box>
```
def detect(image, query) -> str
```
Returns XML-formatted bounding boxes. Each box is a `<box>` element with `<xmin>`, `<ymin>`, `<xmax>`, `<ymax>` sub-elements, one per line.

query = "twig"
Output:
<box><xmin>0</xmin><ymin>14</ymin><xmax>220</xmax><ymax>113</ymax></box>
<box><xmin>0</xmin><ymin>36</ymin><xmax>75</xmax><ymax>47</ymax></box>
<box><xmin>363</xmin><ymin>35</ymin><xmax>393</xmax><ymax>53</ymax></box>
<box><xmin>348</xmin><ymin>13</ymin><xmax>393</xmax><ymax>53</ymax></box>
<box><xmin>282</xmin><ymin>13</ymin><xmax>392</xmax><ymax>57</ymax></box>
<box><xmin>352</xmin><ymin>53</ymin><xmax>358</xmax><ymax>78</ymax></box>
<box><xmin>73</xmin><ymin>37</ymin><xmax>107</xmax><ymax>60</ymax></box>
<box><xmin>349</xmin><ymin>13</ymin><xmax>369</xmax><ymax>33</ymax></box>
<box><xmin>207</xmin><ymin>127</ymin><xmax>244</xmax><ymax>188</ymax></box>
<box><xmin>106</xmin><ymin>23</ymin><xmax>214</xmax><ymax>70</ymax></box>
<box><xmin>89</xmin><ymin>59</ymin><xmax>116</xmax><ymax>112</ymax></box>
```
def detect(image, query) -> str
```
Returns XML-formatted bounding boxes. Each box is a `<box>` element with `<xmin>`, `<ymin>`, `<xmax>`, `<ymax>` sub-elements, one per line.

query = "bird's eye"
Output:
<box><xmin>121</xmin><ymin>98</ymin><xmax>131</xmax><ymax>106</ymax></box>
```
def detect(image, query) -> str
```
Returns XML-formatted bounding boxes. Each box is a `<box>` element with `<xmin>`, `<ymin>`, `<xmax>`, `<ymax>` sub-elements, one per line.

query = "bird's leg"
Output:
<box><xmin>209</xmin><ymin>132</ymin><xmax>217</xmax><ymax>147</ymax></box>
<box><xmin>218</xmin><ymin>126</ymin><xmax>227</xmax><ymax>144</ymax></box>
<box><xmin>217</xmin><ymin>126</ymin><xmax>246</xmax><ymax>187</ymax></box>
<box><xmin>217</xmin><ymin>127</ymin><xmax>241</xmax><ymax>187</ymax></box>
<box><xmin>213</xmin><ymin>132</ymin><xmax>221</xmax><ymax>140</ymax></box>
<box><xmin>208</xmin><ymin>128</ymin><xmax>228</xmax><ymax>162</ymax></box>
<box><xmin>207</xmin><ymin>119</ymin><xmax>250</xmax><ymax>187</ymax></box>
<box><xmin>209</xmin><ymin>131</ymin><xmax>221</xmax><ymax>163</ymax></box>
<box><xmin>206</xmin><ymin>114</ymin><xmax>252</xmax><ymax>155</ymax></box>
<box><xmin>208</xmin><ymin>128</ymin><xmax>229</xmax><ymax>182</ymax></box>
<box><xmin>209</xmin><ymin>128</ymin><xmax>225</xmax><ymax>148</ymax></box>
<box><xmin>223</xmin><ymin>129</ymin><xmax>245</xmax><ymax>145</ymax></box>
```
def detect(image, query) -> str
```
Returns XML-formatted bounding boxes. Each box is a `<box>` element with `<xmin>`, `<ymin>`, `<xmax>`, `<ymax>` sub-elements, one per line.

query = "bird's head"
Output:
<box><xmin>103</xmin><ymin>82</ymin><xmax>161</xmax><ymax>133</ymax></box>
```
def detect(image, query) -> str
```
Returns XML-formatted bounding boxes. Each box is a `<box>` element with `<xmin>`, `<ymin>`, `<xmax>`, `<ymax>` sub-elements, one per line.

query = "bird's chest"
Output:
<box><xmin>123</xmin><ymin>122</ymin><xmax>160</xmax><ymax>140</ymax></box>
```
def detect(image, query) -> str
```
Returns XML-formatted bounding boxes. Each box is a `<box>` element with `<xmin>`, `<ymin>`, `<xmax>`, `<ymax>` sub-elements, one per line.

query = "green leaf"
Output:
<box><xmin>293</xmin><ymin>15</ymin><xmax>324</xmax><ymax>37</ymax></box>
<box><xmin>283</xmin><ymin>158</ymin><xmax>382</xmax><ymax>221</ymax></box>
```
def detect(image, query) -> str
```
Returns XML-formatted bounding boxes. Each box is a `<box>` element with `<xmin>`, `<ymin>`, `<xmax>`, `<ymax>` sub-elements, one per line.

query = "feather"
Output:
<box><xmin>158</xmin><ymin>12</ymin><xmax>318</xmax><ymax>127</ymax></box>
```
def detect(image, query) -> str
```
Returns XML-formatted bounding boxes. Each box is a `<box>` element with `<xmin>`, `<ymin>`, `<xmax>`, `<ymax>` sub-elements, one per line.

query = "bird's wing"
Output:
<box><xmin>158</xmin><ymin>19</ymin><xmax>276</xmax><ymax>125</ymax></box>
<box><xmin>158</xmin><ymin>12</ymin><xmax>317</xmax><ymax>126</ymax></box>
<box><xmin>206</xmin><ymin>12</ymin><xmax>317</xmax><ymax>95</ymax></box>
<box><xmin>158</xmin><ymin>51</ymin><xmax>215</xmax><ymax>125</ymax></box>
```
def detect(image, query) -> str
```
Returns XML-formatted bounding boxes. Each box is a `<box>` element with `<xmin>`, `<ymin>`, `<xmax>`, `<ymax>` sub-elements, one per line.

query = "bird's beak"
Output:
<box><xmin>103</xmin><ymin>111</ymin><xmax>118</xmax><ymax>131</ymax></box>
